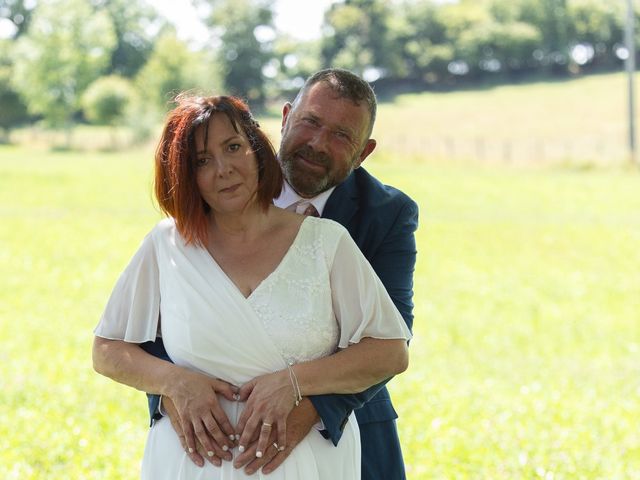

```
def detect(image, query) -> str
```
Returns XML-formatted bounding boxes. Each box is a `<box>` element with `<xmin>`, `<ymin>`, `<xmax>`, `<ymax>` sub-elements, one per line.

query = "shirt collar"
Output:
<box><xmin>274</xmin><ymin>180</ymin><xmax>336</xmax><ymax>216</ymax></box>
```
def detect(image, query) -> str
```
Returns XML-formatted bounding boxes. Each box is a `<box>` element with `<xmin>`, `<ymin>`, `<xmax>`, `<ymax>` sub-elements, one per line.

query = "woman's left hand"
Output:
<box><xmin>236</xmin><ymin>369</ymin><xmax>296</xmax><ymax>459</ymax></box>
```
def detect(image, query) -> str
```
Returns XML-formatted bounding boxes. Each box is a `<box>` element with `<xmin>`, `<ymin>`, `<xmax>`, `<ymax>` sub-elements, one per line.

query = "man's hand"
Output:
<box><xmin>236</xmin><ymin>369</ymin><xmax>295</xmax><ymax>457</ymax></box>
<box><xmin>162</xmin><ymin>371</ymin><xmax>239</xmax><ymax>467</ymax></box>
<box><xmin>163</xmin><ymin>396</ymin><xmax>234</xmax><ymax>467</ymax></box>
<box><xmin>233</xmin><ymin>397</ymin><xmax>320</xmax><ymax>475</ymax></box>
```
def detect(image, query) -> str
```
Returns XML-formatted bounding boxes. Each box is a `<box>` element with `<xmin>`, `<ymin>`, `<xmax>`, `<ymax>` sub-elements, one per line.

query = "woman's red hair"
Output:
<box><xmin>154</xmin><ymin>95</ymin><xmax>282</xmax><ymax>247</ymax></box>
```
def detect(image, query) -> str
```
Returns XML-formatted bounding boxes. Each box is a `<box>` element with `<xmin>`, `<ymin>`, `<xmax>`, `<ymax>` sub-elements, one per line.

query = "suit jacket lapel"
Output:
<box><xmin>322</xmin><ymin>170</ymin><xmax>358</xmax><ymax>228</ymax></box>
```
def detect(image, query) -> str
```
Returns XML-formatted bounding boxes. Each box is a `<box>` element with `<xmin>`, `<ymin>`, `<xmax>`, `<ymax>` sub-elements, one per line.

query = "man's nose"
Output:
<box><xmin>307</xmin><ymin>127</ymin><xmax>330</xmax><ymax>154</ymax></box>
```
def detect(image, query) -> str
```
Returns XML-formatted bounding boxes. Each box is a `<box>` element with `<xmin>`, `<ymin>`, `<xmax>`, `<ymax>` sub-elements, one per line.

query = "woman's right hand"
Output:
<box><xmin>165</xmin><ymin>370</ymin><xmax>238</xmax><ymax>465</ymax></box>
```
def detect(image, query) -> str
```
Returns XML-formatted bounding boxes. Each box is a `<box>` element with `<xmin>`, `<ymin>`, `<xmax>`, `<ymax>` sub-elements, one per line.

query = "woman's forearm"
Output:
<box><xmin>293</xmin><ymin>337</ymin><xmax>409</xmax><ymax>396</ymax></box>
<box><xmin>92</xmin><ymin>336</ymin><xmax>184</xmax><ymax>397</ymax></box>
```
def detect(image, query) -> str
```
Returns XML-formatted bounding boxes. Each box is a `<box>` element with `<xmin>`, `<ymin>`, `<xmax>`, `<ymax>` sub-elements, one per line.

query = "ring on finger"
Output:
<box><xmin>262</xmin><ymin>422</ymin><xmax>272</xmax><ymax>428</ymax></box>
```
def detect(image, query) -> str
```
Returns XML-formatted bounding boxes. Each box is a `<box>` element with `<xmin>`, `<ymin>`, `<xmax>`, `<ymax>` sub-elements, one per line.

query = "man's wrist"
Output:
<box><xmin>297</xmin><ymin>397</ymin><xmax>321</xmax><ymax>429</ymax></box>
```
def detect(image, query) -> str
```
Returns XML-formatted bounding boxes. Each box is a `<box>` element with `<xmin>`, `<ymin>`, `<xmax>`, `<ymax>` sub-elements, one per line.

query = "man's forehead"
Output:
<box><xmin>298</xmin><ymin>83</ymin><xmax>369</xmax><ymax>132</ymax></box>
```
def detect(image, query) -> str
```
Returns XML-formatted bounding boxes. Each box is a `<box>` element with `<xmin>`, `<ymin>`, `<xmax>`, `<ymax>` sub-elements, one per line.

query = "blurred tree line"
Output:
<box><xmin>0</xmin><ymin>0</ymin><xmax>635</xmax><ymax>143</ymax></box>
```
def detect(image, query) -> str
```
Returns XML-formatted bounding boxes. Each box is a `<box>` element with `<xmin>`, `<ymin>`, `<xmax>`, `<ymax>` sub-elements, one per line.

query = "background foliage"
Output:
<box><xmin>0</xmin><ymin>0</ymin><xmax>639</xmax><ymax>140</ymax></box>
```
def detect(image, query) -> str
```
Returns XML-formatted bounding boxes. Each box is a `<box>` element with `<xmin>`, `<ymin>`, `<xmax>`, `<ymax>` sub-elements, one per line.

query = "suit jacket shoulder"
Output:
<box><xmin>323</xmin><ymin>167</ymin><xmax>419</xmax><ymax>254</ymax></box>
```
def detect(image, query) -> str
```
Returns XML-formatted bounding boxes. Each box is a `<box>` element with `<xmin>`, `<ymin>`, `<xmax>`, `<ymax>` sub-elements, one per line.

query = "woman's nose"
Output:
<box><xmin>215</xmin><ymin>156</ymin><xmax>233</xmax><ymax>175</ymax></box>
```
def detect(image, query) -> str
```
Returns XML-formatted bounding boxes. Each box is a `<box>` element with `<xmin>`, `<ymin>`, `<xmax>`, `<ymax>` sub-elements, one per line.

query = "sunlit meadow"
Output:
<box><xmin>2</xmin><ymin>76</ymin><xmax>640</xmax><ymax>478</ymax></box>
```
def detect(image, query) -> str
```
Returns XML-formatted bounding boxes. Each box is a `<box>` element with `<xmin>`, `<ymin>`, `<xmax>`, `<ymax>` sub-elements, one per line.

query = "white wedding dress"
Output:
<box><xmin>95</xmin><ymin>216</ymin><xmax>411</xmax><ymax>479</ymax></box>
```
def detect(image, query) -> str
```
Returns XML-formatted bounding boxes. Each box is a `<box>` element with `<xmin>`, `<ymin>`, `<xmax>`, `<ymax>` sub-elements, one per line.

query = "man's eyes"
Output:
<box><xmin>301</xmin><ymin>117</ymin><xmax>351</xmax><ymax>141</ymax></box>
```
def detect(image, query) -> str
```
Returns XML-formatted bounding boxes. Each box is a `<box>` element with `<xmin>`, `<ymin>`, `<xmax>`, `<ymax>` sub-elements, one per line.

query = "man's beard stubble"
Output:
<box><xmin>279</xmin><ymin>144</ymin><xmax>356</xmax><ymax>198</ymax></box>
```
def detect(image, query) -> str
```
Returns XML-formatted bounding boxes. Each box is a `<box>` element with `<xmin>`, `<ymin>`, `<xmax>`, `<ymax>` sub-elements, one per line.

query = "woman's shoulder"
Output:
<box><xmin>148</xmin><ymin>217</ymin><xmax>176</xmax><ymax>237</ymax></box>
<box><xmin>145</xmin><ymin>217</ymin><xmax>183</xmax><ymax>249</ymax></box>
<box><xmin>305</xmin><ymin>216</ymin><xmax>347</xmax><ymax>235</ymax></box>
<box><xmin>299</xmin><ymin>217</ymin><xmax>350</xmax><ymax>253</ymax></box>
<box><xmin>155</xmin><ymin>216</ymin><xmax>176</xmax><ymax>230</ymax></box>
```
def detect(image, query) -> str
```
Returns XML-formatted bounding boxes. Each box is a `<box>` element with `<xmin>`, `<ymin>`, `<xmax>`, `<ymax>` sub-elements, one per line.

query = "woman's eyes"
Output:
<box><xmin>195</xmin><ymin>143</ymin><xmax>242</xmax><ymax>166</ymax></box>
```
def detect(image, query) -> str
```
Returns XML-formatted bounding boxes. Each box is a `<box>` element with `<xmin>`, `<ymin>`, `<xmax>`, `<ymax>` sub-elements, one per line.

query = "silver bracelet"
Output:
<box><xmin>287</xmin><ymin>362</ymin><xmax>302</xmax><ymax>406</ymax></box>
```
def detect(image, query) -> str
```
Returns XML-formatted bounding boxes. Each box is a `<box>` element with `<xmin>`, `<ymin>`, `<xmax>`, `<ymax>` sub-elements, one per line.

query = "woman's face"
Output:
<box><xmin>193</xmin><ymin>114</ymin><xmax>259</xmax><ymax>216</ymax></box>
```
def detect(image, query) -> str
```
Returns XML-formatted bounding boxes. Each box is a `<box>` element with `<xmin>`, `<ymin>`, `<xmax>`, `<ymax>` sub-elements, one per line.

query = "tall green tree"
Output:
<box><xmin>458</xmin><ymin>20</ymin><xmax>542</xmax><ymax>76</ymax></box>
<box><xmin>98</xmin><ymin>0</ymin><xmax>165</xmax><ymax>78</ymax></box>
<box><xmin>516</xmin><ymin>0</ymin><xmax>571</xmax><ymax>72</ymax></box>
<box><xmin>0</xmin><ymin>39</ymin><xmax>29</xmax><ymax>142</ymax></box>
<box><xmin>135</xmin><ymin>30</ymin><xmax>220</xmax><ymax>112</ymax></box>
<box><xmin>270</xmin><ymin>35</ymin><xmax>322</xmax><ymax>96</ymax></box>
<box><xmin>392</xmin><ymin>1</ymin><xmax>456</xmax><ymax>82</ymax></box>
<box><xmin>200</xmin><ymin>0</ymin><xmax>274</xmax><ymax>107</ymax></box>
<box><xmin>11</xmin><ymin>0</ymin><xmax>116</xmax><ymax>136</ymax></box>
<box><xmin>321</xmin><ymin>0</ymin><xmax>397</xmax><ymax>77</ymax></box>
<box><xmin>567</xmin><ymin>0</ymin><xmax>625</xmax><ymax>69</ymax></box>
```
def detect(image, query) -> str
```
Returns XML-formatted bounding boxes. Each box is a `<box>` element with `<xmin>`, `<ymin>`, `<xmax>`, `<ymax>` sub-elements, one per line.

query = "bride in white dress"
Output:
<box><xmin>93</xmin><ymin>95</ymin><xmax>411</xmax><ymax>479</ymax></box>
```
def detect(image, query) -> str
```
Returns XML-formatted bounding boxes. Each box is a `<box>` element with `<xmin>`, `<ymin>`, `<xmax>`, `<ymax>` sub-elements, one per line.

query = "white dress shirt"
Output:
<box><xmin>273</xmin><ymin>180</ymin><xmax>336</xmax><ymax>216</ymax></box>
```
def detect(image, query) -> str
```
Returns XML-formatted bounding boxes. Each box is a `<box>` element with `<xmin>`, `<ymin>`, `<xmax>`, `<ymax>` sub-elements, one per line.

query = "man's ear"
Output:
<box><xmin>354</xmin><ymin>139</ymin><xmax>377</xmax><ymax>169</ymax></box>
<box><xmin>281</xmin><ymin>102</ymin><xmax>293</xmax><ymax>132</ymax></box>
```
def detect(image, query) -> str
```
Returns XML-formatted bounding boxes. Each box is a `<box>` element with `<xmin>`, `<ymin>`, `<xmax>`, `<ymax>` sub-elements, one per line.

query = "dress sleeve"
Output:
<box><xmin>93</xmin><ymin>233</ymin><xmax>160</xmax><ymax>343</ymax></box>
<box><xmin>330</xmin><ymin>229</ymin><xmax>412</xmax><ymax>348</ymax></box>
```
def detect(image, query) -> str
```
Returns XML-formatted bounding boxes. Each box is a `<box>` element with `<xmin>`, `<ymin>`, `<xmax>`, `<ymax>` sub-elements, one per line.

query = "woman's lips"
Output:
<box><xmin>220</xmin><ymin>183</ymin><xmax>241</xmax><ymax>193</ymax></box>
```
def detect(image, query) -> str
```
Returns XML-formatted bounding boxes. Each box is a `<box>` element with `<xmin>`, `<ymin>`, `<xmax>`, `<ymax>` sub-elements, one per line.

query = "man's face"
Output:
<box><xmin>278</xmin><ymin>82</ymin><xmax>376</xmax><ymax>198</ymax></box>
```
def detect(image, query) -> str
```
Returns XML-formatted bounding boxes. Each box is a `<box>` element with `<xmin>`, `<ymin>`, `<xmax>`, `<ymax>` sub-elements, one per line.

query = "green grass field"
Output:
<box><xmin>2</xmin><ymin>74</ymin><xmax>640</xmax><ymax>478</ymax></box>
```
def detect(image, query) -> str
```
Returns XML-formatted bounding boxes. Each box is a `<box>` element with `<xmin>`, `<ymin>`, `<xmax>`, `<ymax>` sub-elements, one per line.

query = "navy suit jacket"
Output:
<box><xmin>310</xmin><ymin>167</ymin><xmax>418</xmax><ymax>440</ymax></box>
<box><xmin>142</xmin><ymin>167</ymin><xmax>418</xmax><ymax>476</ymax></box>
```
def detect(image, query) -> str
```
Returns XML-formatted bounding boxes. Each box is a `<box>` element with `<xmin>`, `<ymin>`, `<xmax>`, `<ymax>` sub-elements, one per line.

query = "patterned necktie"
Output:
<box><xmin>302</xmin><ymin>203</ymin><xmax>319</xmax><ymax>217</ymax></box>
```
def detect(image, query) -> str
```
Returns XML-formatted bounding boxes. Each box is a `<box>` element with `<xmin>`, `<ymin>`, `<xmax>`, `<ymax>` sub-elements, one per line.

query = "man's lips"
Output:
<box><xmin>297</xmin><ymin>153</ymin><xmax>327</xmax><ymax>172</ymax></box>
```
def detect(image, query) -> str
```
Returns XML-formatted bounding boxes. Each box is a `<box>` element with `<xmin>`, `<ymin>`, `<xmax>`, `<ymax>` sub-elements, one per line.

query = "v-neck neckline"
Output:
<box><xmin>202</xmin><ymin>216</ymin><xmax>312</xmax><ymax>301</ymax></box>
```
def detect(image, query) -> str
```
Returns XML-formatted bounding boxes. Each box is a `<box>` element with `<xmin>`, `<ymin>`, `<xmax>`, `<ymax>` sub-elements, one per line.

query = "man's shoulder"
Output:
<box><xmin>350</xmin><ymin>167</ymin><xmax>417</xmax><ymax>210</ymax></box>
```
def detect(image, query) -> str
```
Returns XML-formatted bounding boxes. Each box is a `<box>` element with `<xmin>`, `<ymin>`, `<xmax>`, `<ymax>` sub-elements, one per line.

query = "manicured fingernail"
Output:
<box><xmin>238</xmin><ymin>445</ymin><xmax>245</xmax><ymax>453</ymax></box>
<box><xmin>256</xmin><ymin>451</ymin><xmax>263</xmax><ymax>458</ymax></box>
<box><xmin>207</xmin><ymin>451</ymin><xmax>214</xmax><ymax>457</ymax></box>
<box><xmin>222</xmin><ymin>445</ymin><xmax>229</xmax><ymax>452</ymax></box>
<box><xmin>279</xmin><ymin>446</ymin><xmax>285</xmax><ymax>451</ymax></box>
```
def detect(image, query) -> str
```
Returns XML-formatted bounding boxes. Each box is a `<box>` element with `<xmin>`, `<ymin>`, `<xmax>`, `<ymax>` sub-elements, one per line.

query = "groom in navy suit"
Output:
<box><xmin>145</xmin><ymin>69</ymin><xmax>418</xmax><ymax>479</ymax></box>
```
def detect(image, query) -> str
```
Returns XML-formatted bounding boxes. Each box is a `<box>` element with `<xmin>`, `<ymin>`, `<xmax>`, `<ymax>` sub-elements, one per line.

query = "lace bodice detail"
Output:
<box><xmin>248</xmin><ymin>217</ymin><xmax>343</xmax><ymax>364</ymax></box>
